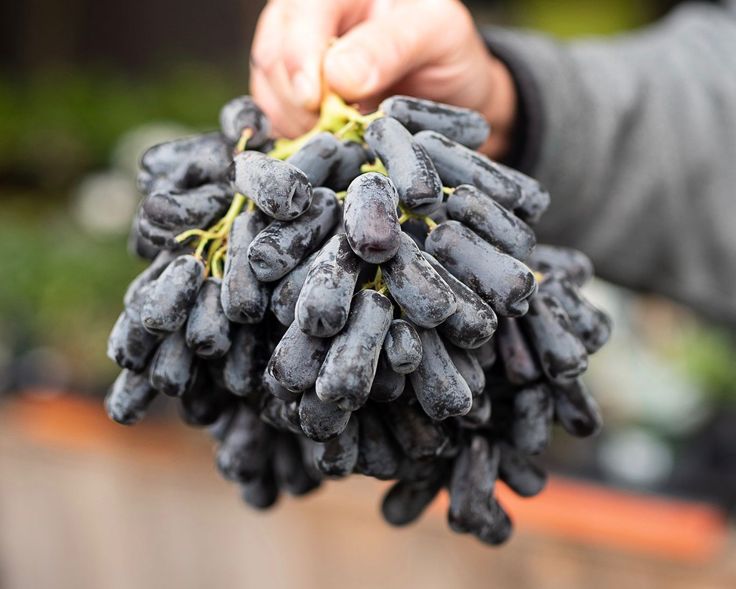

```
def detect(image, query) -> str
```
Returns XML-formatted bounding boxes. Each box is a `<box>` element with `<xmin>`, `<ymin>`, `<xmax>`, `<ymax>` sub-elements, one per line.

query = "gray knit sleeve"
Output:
<box><xmin>484</xmin><ymin>3</ymin><xmax>736</xmax><ymax>325</ymax></box>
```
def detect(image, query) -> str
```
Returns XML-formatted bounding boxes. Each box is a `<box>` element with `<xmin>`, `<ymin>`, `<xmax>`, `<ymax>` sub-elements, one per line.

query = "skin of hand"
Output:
<box><xmin>249</xmin><ymin>0</ymin><xmax>517</xmax><ymax>159</ymax></box>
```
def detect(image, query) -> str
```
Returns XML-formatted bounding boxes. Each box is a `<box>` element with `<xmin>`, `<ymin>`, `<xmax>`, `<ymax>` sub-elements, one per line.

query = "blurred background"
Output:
<box><xmin>1</xmin><ymin>0</ymin><xmax>735</xmax><ymax>587</ymax></box>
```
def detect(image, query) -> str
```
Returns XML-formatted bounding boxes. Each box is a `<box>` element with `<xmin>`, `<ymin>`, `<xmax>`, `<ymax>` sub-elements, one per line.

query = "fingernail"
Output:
<box><xmin>292</xmin><ymin>71</ymin><xmax>317</xmax><ymax>108</ymax></box>
<box><xmin>326</xmin><ymin>48</ymin><xmax>378</xmax><ymax>94</ymax></box>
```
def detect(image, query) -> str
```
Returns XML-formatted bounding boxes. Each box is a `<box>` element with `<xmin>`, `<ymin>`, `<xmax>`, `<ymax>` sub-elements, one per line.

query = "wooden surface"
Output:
<box><xmin>0</xmin><ymin>394</ymin><xmax>734</xmax><ymax>589</ymax></box>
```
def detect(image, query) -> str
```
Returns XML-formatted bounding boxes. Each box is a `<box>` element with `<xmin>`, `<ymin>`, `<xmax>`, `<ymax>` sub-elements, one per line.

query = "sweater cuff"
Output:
<box><xmin>482</xmin><ymin>27</ymin><xmax>545</xmax><ymax>175</ymax></box>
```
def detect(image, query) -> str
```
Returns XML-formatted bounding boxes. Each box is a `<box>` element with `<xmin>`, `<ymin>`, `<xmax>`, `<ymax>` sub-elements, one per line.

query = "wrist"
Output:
<box><xmin>478</xmin><ymin>55</ymin><xmax>518</xmax><ymax>161</ymax></box>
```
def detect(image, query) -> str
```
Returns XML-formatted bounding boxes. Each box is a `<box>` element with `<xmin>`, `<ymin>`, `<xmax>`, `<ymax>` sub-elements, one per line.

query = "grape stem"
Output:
<box><xmin>236</xmin><ymin>128</ymin><xmax>253</xmax><ymax>153</ymax></box>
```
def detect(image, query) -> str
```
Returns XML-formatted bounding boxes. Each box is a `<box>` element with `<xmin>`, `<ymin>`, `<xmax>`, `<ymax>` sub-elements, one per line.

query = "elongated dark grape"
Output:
<box><xmin>423</xmin><ymin>252</ymin><xmax>497</xmax><ymax>348</ymax></box>
<box><xmin>448</xmin><ymin>436</ymin><xmax>500</xmax><ymax>533</ymax></box>
<box><xmin>540</xmin><ymin>273</ymin><xmax>612</xmax><ymax>353</ymax></box>
<box><xmin>123</xmin><ymin>250</ymin><xmax>178</xmax><ymax>307</ymax></box>
<box><xmin>286</xmin><ymin>132</ymin><xmax>342</xmax><ymax>186</ymax></box>
<box><xmin>135</xmin><ymin>211</ymin><xmax>178</xmax><ymax>249</ymax></box>
<box><xmin>295</xmin><ymin>234</ymin><xmax>362</xmax><ymax>337</ymax></box>
<box><xmin>268</xmin><ymin>321</ymin><xmax>330</xmax><ymax>393</ymax></box>
<box><xmin>324</xmin><ymin>140</ymin><xmax>369</xmax><ymax>190</ymax></box>
<box><xmin>221</xmin><ymin>209</ymin><xmax>270</xmax><ymax>324</ymax></box>
<box><xmin>528</xmin><ymin>245</ymin><xmax>593</xmax><ymax>287</ymax></box>
<box><xmin>149</xmin><ymin>330</ymin><xmax>198</xmax><ymax>397</ymax></box>
<box><xmin>185</xmin><ymin>278</ymin><xmax>231</xmax><ymax>359</ymax></box>
<box><xmin>383</xmin><ymin>319</ymin><xmax>423</xmax><ymax>374</ymax></box>
<box><xmin>141</xmin><ymin>254</ymin><xmax>205</xmax><ymax>334</ymax></box>
<box><xmin>261</xmin><ymin>369</ymin><xmax>297</xmax><ymax>402</ymax></box>
<box><xmin>446</xmin><ymin>185</ymin><xmax>535</xmax><ymax>260</ymax></box>
<box><xmin>474</xmin><ymin>340</ymin><xmax>497</xmax><ymax>370</ymax></box>
<box><xmin>247</xmin><ymin>187</ymin><xmax>340</xmax><ymax>281</ymax></box>
<box><xmin>495</xmin><ymin>163</ymin><xmax>551</xmax><ymax>225</ymax></box>
<box><xmin>108</xmin><ymin>285</ymin><xmax>161</xmax><ymax>372</ymax></box>
<box><xmin>356</xmin><ymin>406</ymin><xmax>401</xmax><ymax>480</ymax></box>
<box><xmin>382</xmin><ymin>232</ymin><xmax>457</xmax><ymax>328</ymax></box>
<box><xmin>316</xmin><ymin>290</ymin><xmax>393</xmax><ymax>410</ymax></box>
<box><xmin>298</xmin><ymin>388</ymin><xmax>351</xmax><ymax>442</ymax></box>
<box><xmin>312</xmin><ymin>415</ymin><xmax>359</xmax><ymax>477</ymax></box>
<box><xmin>273</xmin><ymin>435</ymin><xmax>320</xmax><ymax>496</ymax></box>
<box><xmin>496</xmin><ymin>318</ymin><xmax>542</xmax><ymax>385</ymax></box>
<box><xmin>217</xmin><ymin>405</ymin><xmax>272</xmax><ymax>482</ymax></box>
<box><xmin>445</xmin><ymin>342</ymin><xmax>486</xmax><ymax>397</ymax></box>
<box><xmin>498</xmin><ymin>442</ymin><xmax>547</xmax><ymax>498</ymax></box>
<box><xmin>105</xmin><ymin>369</ymin><xmax>157</xmax><ymax>425</ymax></box>
<box><xmin>379</xmin><ymin>96</ymin><xmax>490</xmax><ymax>149</ymax></box>
<box><xmin>344</xmin><ymin>172</ymin><xmax>401</xmax><ymax>263</ymax></box>
<box><xmin>409</xmin><ymin>328</ymin><xmax>472</xmax><ymax>420</ymax></box>
<box><xmin>369</xmin><ymin>353</ymin><xmax>406</xmax><ymax>403</ymax></box>
<box><xmin>142</xmin><ymin>183</ymin><xmax>231</xmax><ymax>231</ymax></box>
<box><xmin>414</xmin><ymin>131</ymin><xmax>521</xmax><ymax>209</ymax></box>
<box><xmin>270</xmin><ymin>251</ymin><xmax>318</xmax><ymax>326</ymax></box>
<box><xmin>260</xmin><ymin>395</ymin><xmax>302</xmax><ymax>435</ymax></box>
<box><xmin>240</xmin><ymin>466</ymin><xmax>279</xmax><ymax>510</ymax></box>
<box><xmin>141</xmin><ymin>132</ymin><xmax>231</xmax><ymax>189</ymax></box>
<box><xmin>458</xmin><ymin>392</ymin><xmax>492</xmax><ymax>429</ymax></box>
<box><xmin>232</xmin><ymin>151</ymin><xmax>312</xmax><ymax>220</ymax></box>
<box><xmin>552</xmin><ymin>378</ymin><xmax>603</xmax><ymax>437</ymax></box>
<box><xmin>473</xmin><ymin>500</ymin><xmax>513</xmax><ymax>546</ymax></box>
<box><xmin>424</xmin><ymin>221</ymin><xmax>536</xmax><ymax>317</ymax></box>
<box><xmin>364</xmin><ymin>117</ymin><xmax>443</xmax><ymax>212</ymax></box>
<box><xmin>128</xmin><ymin>215</ymin><xmax>162</xmax><ymax>260</ymax></box>
<box><xmin>381</xmin><ymin>476</ymin><xmax>445</xmax><ymax>527</ymax></box>
<box><xmin>522</xmin><ymin>292</ymin><xmax>588</xmax><ymax>383</ymax></box>
<box><xmin>179</xmin><ymin>380</ymin><xmax>232</xmax><ymax>427</ymax></box>
<box><xmin>223</xmin><ymin>325</ymin><xmax>260</xmax><ymax>397</ymax></box>
<box><xmin>219</xmin><ymin>95</ymin><xmax>270</xmax><ymax>148</ymax></box>
<box><xmin>382</xmin><ymin>391</ymin><xmax>450</xmax><ymax>460</ymax></box>
<box><xmin>511</xmin><ymin>383</ymin><xmax>553</xmax><ymax>455</ymax></box>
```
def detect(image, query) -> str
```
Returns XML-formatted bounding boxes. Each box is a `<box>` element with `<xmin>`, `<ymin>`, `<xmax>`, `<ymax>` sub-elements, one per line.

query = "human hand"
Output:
<box><xmin>249</xmin><ymin>0</ymin><xmax>517</xmax><ymax>158</ymax></box>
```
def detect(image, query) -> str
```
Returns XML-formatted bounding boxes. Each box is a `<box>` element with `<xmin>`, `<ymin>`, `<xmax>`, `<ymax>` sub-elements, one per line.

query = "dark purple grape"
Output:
<box><xmin>422</xmin><ymin>252</ymin><xmax>497</xmax><ymax>349</ymax></box>
<box><xmin>273</xmin><ymin>434</ymin><xmax>320</xmax><ymax>496</ymax></box>
<box><xmin>141</xmin><ymin>254</ymin><xmax>205</xmax><ymax>334</ymax></box>
<box><xmin>324</xmin><ymin>140</ymin><xmax>370</xmax><ymax>190</ymax></box>
<box><xmin>510</xmin><ymin>383</ymin><xmax>553</xmax><ymax>455</ymax></box>
<box><xmin>382</xmin><ymin>232</ymin><xmax>457</xmax><ymax>328</ymax></box>
<box><xmin>495</xmin><ymin>163</ymin><xmax>550</xmax><ymax>225</ymax></box>
<box><xmin>185</xmin><ymin>277</ymin><xmax>231</xmax><ymax>359</ymax></box>
<box><xmin>522</xmin><ymin>292</ymin><xmax>588</xmax><ymax>383</ymax></box>
<box><xmin>381</xmin><ymin>390</ymin><xmax>450</xmax><ymax>460</ymax></box>
<box><xmin>364</xmin><ymin>117</ymin><xmax>443</xmax><ymax>212</ymax></box>
<box><xmin>270</xmin><ymin>251</ymin><xmax>318</xmax><ymax>326</ymax></box>
<box><xmin>247</xmin><ymin>187</ymin><xmax>340</xmax><ymax>281</ymax></box>
<box><xmin>231</xmin><ymin>151</ymin><xmax>312</xmax><ymax>220</ymax></box>
<box><xmin>221</xmin><ymin>209</ymin><xmax>270</xmax><ymax>324</ymax></box>
<box><xmin>295</xmin><ymin>234</ymin><xmax>362</xmax><ymax>337</ymax></box>
<box><xmin>316</xmin><ymin>289</ymin><xmax>393</xmax><ymax>411</ymax></box>
<box><xmin>108</xmin><ymin>284</ymin><xmax>161</xmax><ymax>372</ymax></box>
<box><xmin>496</xmin><ymin>318</ymin><xmax>542</xmax><ymax>385</ymax></box>
<box><xmin>446</xmin><ymin>184</ymin><xmax>535</xmax><ymax>260</ymax></box>
<box><xmin>142</xmin><ymin>183</ymin><xmax>231</xmax><ymax>231</ymax></box>
<box><xmin>379</xmin><ymin>95</ymin><xmax>490</xmax><ymax>149</ymax></box>
<box><xmin>383</xmin><ymin>319</ymin><xmax>423</xmax><ymax>374</ymax></box>
<box><xmin>458</xmin><ymin>392</ymin><xmax>492</xmax><ymax>429</ymax></box>
<box><xmin>529</xmin><ymin>245</ymin><xmax>593</xmax><ymax>287</ymax></box>
<box><xmin>105</xmin><ymin>369</ymin><xmax>157</xmax><ymax>425</ymax></box>
<box><xmin>123</xmin><ymin>250</ymin><xmax>178</xmax><ymax>307</ymax></box>
<box><xmin>219</xmin><ymin>95</ymin><xmax>270</xmax><ymax>148</ymax></box>
<box><xmin>217</xmin><ymin>405</ymin><xmax>273</xmax><ymax>482</ymax></box>
<box><xmin>474</xmin><ymin>339</ymin><xmax>497</xmax><ymax>370</ymax></box>
<box><xmin>240</xmin><ymin>466</ymin><xmax>279</xmax><ymax>510</ymax></box>
<box><xmin>286</xmin><ymin>132</ymin><xmax>342</xmax><ymax>186</ymax></box>
<box><xmin>414</xmin><ymin>131</ymin><xmax>522</xmax><ymax>209</ymax></box>
<box><xmin>409</xmin><ymin>328</ymin><xmax>473</xmax><ymax>420</ymax></box>
<box><xmin>552</xmin><ymin>378</ymin><xmax>602</xmax><ymax>437</ymax></box>
<box><xmin>540</xmin><ymin>273</ymin><xmax>612</xmax><ymax>354</ymax></box>
<box><xmin>223</xmin><ymin>325</ymin><xmax>261</xmax><ymax>397</ymax></box>
<box><xmin>298</xmin><ymin>388</ymin><xmax>351</xmax><ymax>442</ymax></box>
<box><xmin>424</xmin><ymin>221</ymin><xmax>536</xmax><ymax>317</ymax></box>
<box><xmin>344</xmin><ymin>172</ymin><xmax>401</xmax><ymax>264</ymax></box>
<box><xmin>179</xmin><ymin>379</ymin><xmax>232</xmax><ymax>427</ymax></box>
<box><xmin>368</xmin><ymin>353</ymin><xmax>406</xmax><ymax>403</ymax></box>
<box><xmin>148</xmin><ymin>329</ymin><xmax>198</xmax><ymax>397</ymax></box>
<box><xmin>268</xmin><ymin>321</ymin><xmax>330</xmax><ymax>393</ymax></box>
<box><xmin>312</xmin><ymin>415</ymin><xmax>359</xmax><ymax>477</ymax></box>
<box><xmin>261</xmin><ymin>369</ymin><xmax>298</xmax><ymax>402</ymax></box>
<box><xmin>381</xmin><ymin>476</ymin><xmax>445</xmax><ymax>526</ymax></box>
<box><xmin>445</xmin><ymin>342</ymin><xmax>486</xmax><ymax>397</ymax></box>
<box><xmin>356</xmin><ymin>406</ymin><xmax>401</xmax><ymax>480</ymax></box>
<box><xmin>260</xmin><ymin>396</ymin><xmax>302</xmax><ymax>435</ymax></box>
<box><xmin>498</xmin><ymin>442</ymin><xmax>547</xmax><ymax>498</ymax></box>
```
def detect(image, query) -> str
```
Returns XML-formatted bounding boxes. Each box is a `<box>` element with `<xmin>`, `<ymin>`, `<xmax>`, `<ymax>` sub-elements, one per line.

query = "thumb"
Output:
<box><xmin>323</xmin><ymin>4</ymin><xmax>442</xmax><ymax>102</ymax></box>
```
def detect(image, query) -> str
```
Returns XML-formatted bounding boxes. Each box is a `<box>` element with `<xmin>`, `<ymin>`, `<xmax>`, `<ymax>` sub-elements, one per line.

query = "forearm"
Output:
<box><xmin>484</xmin><ymin>3</ymin><xmax>736</xmax><ymax>325</ymax></box>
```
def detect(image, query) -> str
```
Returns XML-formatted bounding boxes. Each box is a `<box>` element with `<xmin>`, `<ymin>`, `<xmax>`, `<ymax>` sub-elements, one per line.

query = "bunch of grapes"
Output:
<box><xmin>106</xmin><ymin>93</ymin><xmax>611</xmax><ymax>546</ymax></box>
